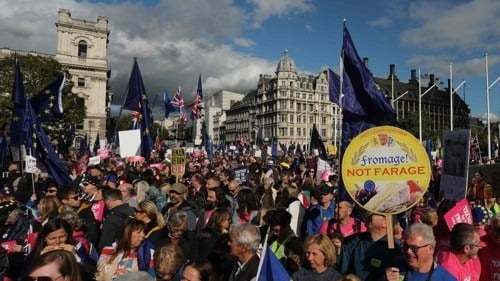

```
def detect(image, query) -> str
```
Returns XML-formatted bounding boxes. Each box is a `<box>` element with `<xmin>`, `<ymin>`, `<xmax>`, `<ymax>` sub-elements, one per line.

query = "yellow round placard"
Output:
<box><xmin>341</xmin><ymin>126</ymin><xmax>431</xmax><ymax>214</ymax></box>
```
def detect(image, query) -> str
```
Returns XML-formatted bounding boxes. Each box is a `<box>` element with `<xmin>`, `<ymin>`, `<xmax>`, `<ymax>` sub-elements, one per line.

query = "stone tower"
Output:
<box><xmin>55</xmin><ymin>8</ymin><xmax>110</xmax><ymax>145</ymax></box>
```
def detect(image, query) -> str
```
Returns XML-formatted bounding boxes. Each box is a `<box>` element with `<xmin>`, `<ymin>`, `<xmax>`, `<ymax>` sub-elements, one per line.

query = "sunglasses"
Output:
<box><xmin>82</xmin><ymin>182</ymin><xmax>89</xmax><ymax>186</ymax></box>
<box><xmin>46</xmin><ymin>189</ymin><xmax>57</xmax><ymax>193</ymax></box>
<box><xmin>402</xmin><ymin>244</ymin><xmax>430</xmax><ymax>254</ymax></box>
<box><xmin>135</xmin><ymin>209</ymin><xmax>145</xmax><ymax>214</ymax></box>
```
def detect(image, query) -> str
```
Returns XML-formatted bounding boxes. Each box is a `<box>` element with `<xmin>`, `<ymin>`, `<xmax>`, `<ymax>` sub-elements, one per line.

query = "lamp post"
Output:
<box><xmin>418</xmin><ymin>68</ymin><xmax>437</xmax><ymax>143</ymax></box>
<box><xmin>486</xmin><ymin>53</ymin><xmax>500</xmax><ymax>160</ymax></box>
<box><xmin>449</xmin><ymin>63</ymin><xmax>466</xmax><ymax>131</ymax></box>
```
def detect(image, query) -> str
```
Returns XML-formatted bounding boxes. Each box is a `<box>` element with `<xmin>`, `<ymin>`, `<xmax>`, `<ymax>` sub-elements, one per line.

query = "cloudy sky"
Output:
<box><xmin>1</xmin><ymin>0</ymin><xmax>499</xmax><ymax>120</ymax></box>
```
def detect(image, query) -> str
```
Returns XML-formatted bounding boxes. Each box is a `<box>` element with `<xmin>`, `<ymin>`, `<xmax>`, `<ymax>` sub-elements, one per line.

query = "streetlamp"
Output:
<box><xmin>418</xmin><ymin>68</ymin><xmax>437</xmax><ymax>143</ymax></box>
<box><xmin>449</xmin><ymin>63</ymin><xmax>466</xmax><ymax>131</ymax></box>
<box><xmin>486</xmin><ymin>53</ymin><xmax>500</xmax><ymax>160</ymax></box>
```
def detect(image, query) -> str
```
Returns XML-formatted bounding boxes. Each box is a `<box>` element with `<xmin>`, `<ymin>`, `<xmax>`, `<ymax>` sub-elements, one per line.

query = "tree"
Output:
<box><xmin>0</xmin><ymin>54</ymin><xmax>86</xmax><ymax>141</ymax></box>
<box><xmin>398</xmin><ymin>112</ymin><xmax>441</xmax><ymax>145</ymax></box>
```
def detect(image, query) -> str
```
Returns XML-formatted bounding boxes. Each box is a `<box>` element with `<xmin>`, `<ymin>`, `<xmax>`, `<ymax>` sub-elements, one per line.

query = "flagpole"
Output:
<box><xmin>450</xmin><ymin>63</ymin><xmax>453</xmax><ymax>131</ymax></box>
<box><xmin>113</xmin><ymin>57</ymin><xmax>135</xmax><ymax>145</ymax></box>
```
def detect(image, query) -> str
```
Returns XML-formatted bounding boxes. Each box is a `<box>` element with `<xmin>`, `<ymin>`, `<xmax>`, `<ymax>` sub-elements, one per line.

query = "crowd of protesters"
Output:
<box><xmin>0</xmin><ymin>147</ymin><xmax>499</xmax><ymax>281</ymax></box>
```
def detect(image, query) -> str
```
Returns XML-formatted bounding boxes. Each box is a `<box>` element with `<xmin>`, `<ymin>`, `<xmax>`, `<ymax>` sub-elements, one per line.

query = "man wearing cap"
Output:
<box><xmin>81</xmin><ymin>175</ymin><xmax>101</xmax><ymax>202</ymax></box>
<box><xmin>305</xmin><ymin>182</ymin><xmax>336</xmax><ymax>236</ymax></box>
<box><xmin>162</xmin><ymin>183</ymin><xmax>200</xmax><ymax>231</ymax></box>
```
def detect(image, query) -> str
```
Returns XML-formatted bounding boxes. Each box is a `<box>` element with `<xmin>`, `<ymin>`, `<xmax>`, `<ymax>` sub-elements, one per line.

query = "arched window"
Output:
<box><xmin>78</xmin><ymin>40</ymin><xmax>87</xmax><ymax>57</ymax></box>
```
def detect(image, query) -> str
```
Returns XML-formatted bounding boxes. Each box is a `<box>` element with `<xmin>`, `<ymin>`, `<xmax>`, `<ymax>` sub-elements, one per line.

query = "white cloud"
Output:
<box><xmin>368</xmin><ymin>17</ymin><xmax>393</xmax><ymax>28</ymax></box>
<box><xmin>233</xmin><ymin>37</ymin><xmax>256</xmax><ymax>48</ymax></box>
<box><xmin>479</xmin><ymin>112</ymin><xmax>500</xmax><ymax>122</ymax></box>
<box><xmin>247</xmin><ymin>0</ymin><xmax>314</xmax><ymax>28</ymax></box>
<box><xmin>401</xmin><ymin>0</ymin><xmax>500</xmax><ymax>51</ymax></box>
<box><xmin>406</xmin><ymin>54</ymin><xmax>500</xmax><ymax>78</ymax></box>
<box><xmin>0</xmin><ymin>0</ymin><xmax>279</xmax><ymax>118</ymax></box>
<box><xmin>305</xmin><ymin>24</ymin><xmax>312</xmax><ymax>32</ymax></box>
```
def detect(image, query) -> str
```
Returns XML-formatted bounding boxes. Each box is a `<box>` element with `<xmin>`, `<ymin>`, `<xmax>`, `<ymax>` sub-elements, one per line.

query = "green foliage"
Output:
<box><xmin>398</xmin><ymin>111</ymin><xmax>441</xmax><ymax>145</ymax></box>
<box><xmin>0</xmin><ymin>53</ymin><xmax>86</xmax><ymax>137</ymax></box>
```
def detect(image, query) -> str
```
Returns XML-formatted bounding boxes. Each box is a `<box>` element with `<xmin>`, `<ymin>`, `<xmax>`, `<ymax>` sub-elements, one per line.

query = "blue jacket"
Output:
<box><xmin>306</xmin><ymin>199</ymin><xmax>335</xmax><ymax>236</ymax></box>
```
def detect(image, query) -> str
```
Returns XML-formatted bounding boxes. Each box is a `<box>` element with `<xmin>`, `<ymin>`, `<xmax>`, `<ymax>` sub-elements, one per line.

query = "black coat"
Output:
<box><xmin>228</xmin><ymin>254</ymin><xmax>260</xmax><ymax>281</ymax></box>
<box><xmin>97</xmin><ymin>203</ymin><xmax>134</xmax><ymax>252</ymax></box>
<box><xmin>148</xmin><ymin>226</ymin><xmax>199</xmax><ymax>261</ymax></box>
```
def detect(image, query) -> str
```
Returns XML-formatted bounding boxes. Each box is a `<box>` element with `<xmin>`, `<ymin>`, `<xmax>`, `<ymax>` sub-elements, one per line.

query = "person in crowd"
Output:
<box><xmin>305</xmin><ymin>183</ymin><xmax>335</xmax><ymax>236</ymax></box>
<box><xmin>96</xmin><ymin>218</ymin><xmax>155</xmax><ymax>281</ymax></box>
<box><xmin>438</xmin><ymin>223</ymin><xmax>481</xmax><ymax>281</ymax></box>
<box><xmin>292</xmin><ymin>233</ymin><xmax>343</xmax><ymax>281</ymax></box>
<box><xmin>228</xmin><ymin>223</ymin><xmax>261</xmax><ymax>281</ymax></box>
<box><xmin>206</xmin><ymin>177</ymin><xmax>221</xmax><ymax>190</ymax></box>
<box><xmin>467</xmin><ymin>171</ymin><xmax>493</xmax><ymax>204</ymax></box>
<box><xmin>327</xmin><ymin>232</ymin><xmax>344</xmax><ymax>261</ymax></box>
<box><xmin>133</xmin><ymin>179</ymin><xmax>150</xmax><ymax>203</ymax></box>
<box><xmin>154</xmin><ymin>243</ymin><xmax>185</xmax><ymax>281</ymax></box>
<box><xmin>30</xmin><ymin>218</ymin><xmax>95</xmax><ymax>266</ymax></box>
<box><xmin>161</xmin><ymin>183</ymin><xmax>199</xmax><ymax>231</ymax></box>
<box><xmin>235</xmin><ymin>188</ymin><xmax>260</xmax><ymax>225</ymax></box>
<box><xmin>189</xmin><ymin>173</ymin><xmax>208</xmax><ymax>209</ymax></box>
<box><xmin>319</xmin><ymin>200</ymin><xmax>366</xmax><ymax>237</ymax></box>
<box><xmin>182</xmin><ymin>259</ymin><xmax>218</xmax><ymax>281</ymax></box>
<box><xmin>204</xmin><ymin>187</ymin><xmax>231</xmax><ymax>225</ymax></box>
<box><xmin>198</xmin><ymin>208</ymin><xmax>234</xmax><ymax>280</ymax></box>
<box><xmin>118</xmin><ymin>183</ymin><xmax>138</xmax><ymax>209</ymax></box>
<box><xmin>338</xmin><ymin>214</ymin><xmax>402</xmax><ymax>280</ymax></box>
<box><xmin>479</xmin><ymin>213</ymin><xmax>500</xmax><ymax>281</ymax></box>
<box><xmin>37</xmin><ymin>195</ymin><xmax>61</xmax><ymax>225</ymax></box>
<box><xmin>134</xmin><ymin>200</ymin><xmax>165</xmax><ymax>238</ymax></box>
<box><xmin>24</xmin><ymin>250</ymin><xmax>82</xmax><ymax>281</ymax></box>
<box><xmin>57</xmin><ymin>186</ymin><xmax>99</xmax><ymax>246</ymax></box>
<box><xmin>148</xmin><ymin>210</ymin><xmax>199</xmax><ymax>260</ymax></box>
<box><xmin>81</xmin><ymin>175</ymin><xmax>101</xmax><ymax>202</ymax></box>
<box><xmin>263</xmin><ymin>209</ymin><xmax>297</xmax><ymax>260</ymax></box>
<box><xmin>219</xmin><ymin>169</ymin><xmax>233</xmax><ymax>192</ymax></box>
<box><xmin>59</xmin><ymin>210</ymin><xmax>99</xmax><ymax>264</ymax></box>
<box><xmin>385</xmin><ymin>223</ymin><xmax>457</xmax><ymax>281</ymax></box>
<box><xmin>98</xmin><ymin>189</ymin><xmax>135</xmax><ymax>252</ymax></box>
<box><xmin>101</xmin><ymin>161</ymin><xmax>119</xmax><ymax>189</ymax></box>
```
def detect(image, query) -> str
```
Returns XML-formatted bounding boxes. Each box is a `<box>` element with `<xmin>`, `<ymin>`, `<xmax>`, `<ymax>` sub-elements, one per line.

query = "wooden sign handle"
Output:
<box><xmin>386</xmin><ymin>214</ymin><xmax>395</xmax><ymax>249</ymax></box>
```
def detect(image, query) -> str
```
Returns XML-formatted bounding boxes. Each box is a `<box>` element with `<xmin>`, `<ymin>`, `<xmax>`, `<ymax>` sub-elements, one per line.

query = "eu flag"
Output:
<box><xmin>309</xmin><ymin>124</ymin><xmax>328</xmax><ymax>160</ymax></box>
<box><xmin>122</xmin><ymin>59</ymin><xmax>154</xmax><ymax>162</ymax></box>
<box><xmin>329</xmin><ymin>23</ymin><xmax>396</xmax><ymax>152</ymax></box>
<box><xmin>163</xmin><ymin>89</ymin><xmax>176</xmax><ymax>118</ymax></box>
<box><xmin>30</xmin><ymin>75</ymin><xmax>65</xmax><ymax>122</ymax></box>
<box><xmin>256</xmin><ymin>246</ymin><xmax>291</xmax><ymax>281</ymax></box>
<box><xmin>25</xmin><ymin>97</ymin><xmax>72</xmax><ymax>186</ymax></box>
<box><xmin>271</xmin><ymin>138</ymin><xmax>278</xmax><ymax>159</ymax></box>
<box><xmin>10</xmin><ymin>60</ymin><xmax>27</xmax><ymax>146</ymax></box>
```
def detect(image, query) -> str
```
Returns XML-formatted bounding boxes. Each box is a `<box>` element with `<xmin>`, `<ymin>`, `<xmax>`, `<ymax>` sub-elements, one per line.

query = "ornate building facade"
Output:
<box><xmin>224</xmin><ymin>51</ymin><xmax>340</xmax><ymax>147</ymax></box>
<box><xmin>55</xmin><ymin>9</ymin><xmax>111</xmax><ymax>143</ymax></box>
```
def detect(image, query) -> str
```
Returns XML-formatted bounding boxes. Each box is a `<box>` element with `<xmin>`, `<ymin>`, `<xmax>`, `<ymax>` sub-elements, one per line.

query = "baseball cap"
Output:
<box><xmin>168</xmin><ymin>183</ymin><xmax>187</xmax><ymax>194</ymax></box>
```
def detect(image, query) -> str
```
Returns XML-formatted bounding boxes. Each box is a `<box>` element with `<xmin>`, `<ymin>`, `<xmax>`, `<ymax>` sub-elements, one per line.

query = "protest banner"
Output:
<box><xmin>443</xmin><ymin>198</ymin><xmax>473</xmax><ymax>231</ymax></box>
<box><xmin>25</xmin><ymin>155</ymin><xmax>37</xmax><ymax>173</ymax></box>
<box><xmin>440</xmin><ymin>130</ymin><xmax>470</xmax><ymax>201</ymax></box>
<box><xmin>88</xmin><ymin>156</ymin><xmax>100</xmax><ymax>166</ymax></box>
<box><xmin>171</xmin><ymin>148</ymin><xmax>186</xmax><ymax>178</ymax></box>
<box><xmin>232</xmin><ymin>166</ymin><xmax>248</xmax><ymax>185</ymax></box>
<box><xmin>342</xmin><ymin>126</ymin><xmax>431</xmax><ymax>215</ymax></box>
<box><xmin>118</xmin><ymin>129</ymin><xmax>141</xmax><ymax>157</ymax></box>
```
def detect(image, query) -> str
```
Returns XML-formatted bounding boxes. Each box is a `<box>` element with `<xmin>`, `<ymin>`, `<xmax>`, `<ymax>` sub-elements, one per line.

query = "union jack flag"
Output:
<box><xmin>170</xmin><ymin>86</ymin><xmax>185</xmax><ymax>108</ymax></box>
<box><xmin>189</xmin><ymin>74</ymin><xmax>204</xmax><ymax>120</ymax></box>
<box><xmin>180</xmin><ymin>106</ymin><xmax>188</xmax><ymax>122</ymax></box>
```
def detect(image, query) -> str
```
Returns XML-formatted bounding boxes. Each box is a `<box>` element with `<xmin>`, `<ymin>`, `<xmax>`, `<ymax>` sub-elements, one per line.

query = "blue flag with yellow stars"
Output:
<box><xmin>10</xmin><ymin>60</ymin><xmax>27</xmax><ymax>146</ymax></box>
<box><xmin>30</xmin><ymin>75</ymin><xmax>65</xmax><ymax>122</ymax></box>
<box><xmin>24</xmin><ymin>93</ymin><xmax>73</xmax><ymax>186</ymax></box>
<box><xmin>122</xmin><ymin>58</ymin><xmax>154</xmax><ymax>162</ymax></box>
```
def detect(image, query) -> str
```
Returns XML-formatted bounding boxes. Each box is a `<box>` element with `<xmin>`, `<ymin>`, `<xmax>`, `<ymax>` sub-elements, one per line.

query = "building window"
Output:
<box><xmin>303</xmin><ymin>104</ymin><xmax>307</xmax><ymax>111</ymax></box>
<box><xmin>290</xmin><ymin>81</ymin><xmax>293</xmax><ymax>87</ymax></box>
<box><xmin>290</xmin><ymin>101</ymin><xmax>294</xmax><ymax>109</ymax></box>
<box><xmin>321</xmin><ymin>129</ymin><xmax>326</xmax><ymax>137</ymax></box>
<box><xmin>280</xmin><ymin>101</ymin><xmax>286</xmax><ymax>109</ymax></box>
<box><xmin>322</xmin><ymin>117</ymin><xmax>326</xmax><ymax>124</ymax></box>
<box><xmin>77</xmin><ymin>78</ymin><xmax>85</xmax><ymax>87</ymax></box>
<box><xmin>297</xmin><ymin>128</ymin><xmax>301</xmax><ymax>136</ymax></box>
<box><xmin>78</xmin><ymin>40</ymin><xmax>87</xmax><ymax>58</ymax></box>
<box><xmin>296</xmin><ymin>93</ymin><xmax>300</xmax><ymax>98</ymax></box>
<box><xmin>280</xmin><ymin>90</ymin><xmax>286</xmax><ymax>97</ymax></box>
<box><xmin>309</xmin><ymin>104</ymin><xmax>313</xmax><ymax>111</ymax></box>
<box><xmin>281</xmin><ymin>81</ymin><xmax>285</xmax><ymax>87</ymax></box>
<box><xmin>321</xmin><ymin>105</ymin><xmax>326</xmax><ymax>111</ymax></box>
<box><xmin>309</xmin><ymin>94</ymin><xmax>313</xmax><ymax>100</ymax></box>
<box><xmin>302</xmin><ymin>93</ymin><xmax>307</xmax><ymax>99</ymax></box>
<box><xmin>310</xmin><ymin>116</ymin><xmax>314</xmax><ymax>123</ymax></box>
<box><xmin>290</xmin><ymin>128</ymin><xmax>293</xmax><ymax>136</ymax></box>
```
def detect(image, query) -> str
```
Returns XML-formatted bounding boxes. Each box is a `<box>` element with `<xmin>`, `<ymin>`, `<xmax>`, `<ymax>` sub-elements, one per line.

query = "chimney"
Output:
<box><xmin>429</xmin><ymin>74</ymin><xmax>435</xmax><ymax>86</ymax></box>
<box><xmin>387</xmin><ymin>64</ymin><xmax>398</xmax><ymax>80</ymax></box>
<box><xmin>409</xmin><ymin>69</ymin><xmax>417</xmax><ymax>84</ymax></box>
<box><xmin>363</xmin><ymin>58</ymin><xmax>369</xmax><ymax>68</ymax></box>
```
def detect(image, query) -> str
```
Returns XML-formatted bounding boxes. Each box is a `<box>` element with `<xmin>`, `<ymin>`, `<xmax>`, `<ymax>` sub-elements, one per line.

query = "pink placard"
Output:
<box><xmin>98</xmin><ymin>149</ymin><xmax>111</xmax><ymax>159</ymax></box>
<box><xmin>91</xmin><ymin>201</ymin><xmax>105</xmax><ymax>223</ymax></box>
<box><xmin>443</xmin><ymin>198</ymin><xmax>473</xmax><ymax>231</ymax></box>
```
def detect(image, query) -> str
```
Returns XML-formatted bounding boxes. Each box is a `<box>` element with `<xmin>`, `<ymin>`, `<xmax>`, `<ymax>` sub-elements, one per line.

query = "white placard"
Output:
<box><xmin>88</xmin><ymin>156</ymin><xmax>101</xmax><ymax>166</ymax></box>
<box><xmin>186</xmin><ymin>147</ymin><xmax>194</xmax><ymax>154</ymax></box>
<box><xmin>118</xmin><ymin>129</ymin><xmax>141</xmax><ymax>157</ymax></box>
<box><xmin>254</xmin><ymin>150</ymin><xmax>262</xmax><ymax>158</ymax></box>
<box><xmin>230</xmin><ymin>145</ymin><xmax>237</xmax><ymax>151</ymax></box>
<box><xmin>25</xmin><ymin>155</ymin><xmax>37</xmax><ymax>173</ymax></box>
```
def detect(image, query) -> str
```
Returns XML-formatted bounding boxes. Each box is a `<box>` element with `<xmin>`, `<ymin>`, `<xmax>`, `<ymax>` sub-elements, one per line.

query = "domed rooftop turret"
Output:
<box><xmin>276</xmin><ymin>50</ymin><xmax>297</xmax><ymax>74</ymax></box>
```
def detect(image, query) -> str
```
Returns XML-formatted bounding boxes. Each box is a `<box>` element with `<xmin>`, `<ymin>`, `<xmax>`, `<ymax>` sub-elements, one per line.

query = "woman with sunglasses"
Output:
<box><xmin>96</xmin><ymin>218</ymin><xmax>155</xmax><ymax>281</ymax></box>
<box><xmin>134</xmin><ymin>200</ymin><xmax>165</xmax><ymax>238</ymax></box>
<box><xmin>24</xmin><ymin>249</ymin><xmax>82</xmax><ymax>281</ymax></box>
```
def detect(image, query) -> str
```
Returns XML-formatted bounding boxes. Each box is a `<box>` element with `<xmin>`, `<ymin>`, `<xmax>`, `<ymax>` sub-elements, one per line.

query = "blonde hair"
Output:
<box><xmin>138</xmin><ymin>200</ymin><xmax>165</xmax><ymax>229</ymax></box>
<box><xmin>38</xmin><ymin>196</ymin><xmax>61</xmax><ymax>222</ymax></box>
<box><xmin>134</xmin><ymin>180</ymin><xmax>150</xmax><ymax>202</ymax></box>
<box><xmin>304</xmin><ymin>233</ymin><xmax>336</xmax><ymax>267</ymax></box>
<box><xmin>154</xmin><ymin>243</ymin><xmax>184</xmax><ymax>276</ymax></box>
